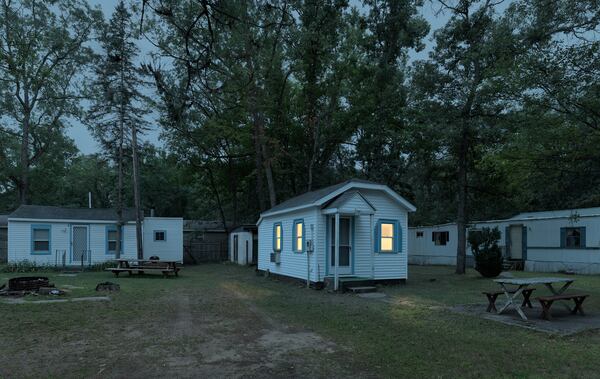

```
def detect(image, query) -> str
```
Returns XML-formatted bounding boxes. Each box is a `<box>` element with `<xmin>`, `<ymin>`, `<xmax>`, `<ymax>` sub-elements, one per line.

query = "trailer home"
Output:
<box><xmin>257</xmin><ymin>179</ymin><xmax>416</xmax><ymax>289</ymax></box>
<box><xmin>408</xmin><ymin>207</ymin><xmax>600</xmax><ymax>274</ymax></box>
<box><xmin>7</xmin><ymin>205</ymin><xmax>183</xmax><ymax>266</ymax></box>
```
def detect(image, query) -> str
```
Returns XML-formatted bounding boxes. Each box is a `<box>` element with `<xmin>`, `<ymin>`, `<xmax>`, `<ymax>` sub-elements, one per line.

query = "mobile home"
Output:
<box><xmin>8</xmin><ymin>205</ymin><xmax>183</xmax><ymax>265</ymax></box>
<box><xmin>408</xmin><ymin>207</ymin><xmax>600</xmax><ymax>274</ymax></box>
<box><xmin>257</xmin><ymin>179</ymin><xmax>416</xmax><ymax>289</ymax></box>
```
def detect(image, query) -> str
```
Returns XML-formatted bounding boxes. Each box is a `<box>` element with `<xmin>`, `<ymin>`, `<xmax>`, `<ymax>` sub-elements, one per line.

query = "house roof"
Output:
<box><xmin>0</xmin><ymin>215</ymin><xmax>7</xmax><ymax>227</ymax></box>
<box><xmin>409</xmin><ymin>206</ymin><xmax>600</xmax><ymax>229</ymax></box>
<box><xmin>8</xmin><ymin>205</ymin><xmax>137</xmax><ymax>222</ymax></box>
<box><xmin>258</xmin><ymin>179</ymin><xmax>416</xmax><ymax>223</ymax></box>
<box><xmin>509</xmin><ymin>207</ymin><xmax>600</xmax><ymax>221</ymax></box>
<box><xmin>324</xmin><ymin>190</ymin><xmax>376</xmax><ymax>212</ymax></box>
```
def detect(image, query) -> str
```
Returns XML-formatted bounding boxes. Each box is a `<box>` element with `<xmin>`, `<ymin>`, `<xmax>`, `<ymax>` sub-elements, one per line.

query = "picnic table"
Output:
<box><xmin>106</xmin><ymin>259</ymin><xmax>181</xmax><ymax>277</ymax></box>
<box><xmin>493</xmin><ymin>277</ymin><xmax>574</xmax><ymax>320</ymax></box>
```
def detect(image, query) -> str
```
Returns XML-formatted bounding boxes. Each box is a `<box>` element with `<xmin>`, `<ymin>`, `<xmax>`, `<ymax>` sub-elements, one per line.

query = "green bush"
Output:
<box><xmin>468</xmin><ymin>227</ymin><xmax>503</xmax><ymax>278</ymax></box>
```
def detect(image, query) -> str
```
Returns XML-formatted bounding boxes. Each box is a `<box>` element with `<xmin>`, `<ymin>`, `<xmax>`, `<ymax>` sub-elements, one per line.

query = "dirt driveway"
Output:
<box><xmin>0</xmin><ymin>268</ymin><xmax>356</xmax><ymax>378</ymax></box>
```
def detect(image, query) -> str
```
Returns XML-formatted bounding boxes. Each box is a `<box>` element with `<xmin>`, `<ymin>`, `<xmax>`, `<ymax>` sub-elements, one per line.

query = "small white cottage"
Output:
<box><xmin>257</xmin><ymin>179</ymin><xmax>416</xmax><ymax>289</ymax></box>
<box><xmin>408</xmin><ymin>207</ymin><xmax>600</xmax><ymax>274</ymax></box>
<box><xmin>229</xmin><ymin>225</ymin><xmax>258</xmax><ymax>265</ymax></box>
<box><xmin>7</xmin><ymin>205</ymin><xmax>183</xmax><ymax>266</ymax></box>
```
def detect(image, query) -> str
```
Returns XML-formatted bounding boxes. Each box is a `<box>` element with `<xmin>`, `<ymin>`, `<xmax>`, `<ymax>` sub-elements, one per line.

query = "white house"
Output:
<box><xmin>229</xmin><ymin>225</ymin><xmax>257</xmax><ymax>265</ymax></box>
<box><xmin>257</xmin><ymin>179</ymin><xmax>416</xmax><ymax>290</ymax></box>
<box><xmin>7</xmin><ymin>205</ymin><xmax>183</xmax><ymax>266</ymax></box>
<box><xmin>408</xmin><ymin>207</ymin><xmax>600</xmax><ymax>274</ymax></box>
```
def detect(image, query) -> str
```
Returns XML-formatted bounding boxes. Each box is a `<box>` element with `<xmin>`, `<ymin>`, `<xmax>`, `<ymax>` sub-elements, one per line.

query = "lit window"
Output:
<box><xmin>294</xmin><ymin>220</ymin><xmax>304</xmax><ymax>252</ymax></box>
<box><xmin>381</xmin><ymin>223</ymin><xmax>394</xmax><ymax>252</ymax></box>
<box><xmin>273</xmin><ymin>223</ymin><xmax>282</xmax><ymax>252</ymax></box>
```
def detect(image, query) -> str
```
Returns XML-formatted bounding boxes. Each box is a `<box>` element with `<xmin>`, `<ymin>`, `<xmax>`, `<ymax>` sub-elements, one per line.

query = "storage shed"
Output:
<box><xmin>7</xmin><ymin>205</ymin><xmax>183</xmax><ymax>266</ymax></box>
<box><xmin>229</xmin><ymin>225</ymin><xmax>258</xmax><ymax>265</ymax></box>
<box><xmin>257</xmin><ymin>179</ymin><xmax>416</xmax><ymax>290</ymax></box>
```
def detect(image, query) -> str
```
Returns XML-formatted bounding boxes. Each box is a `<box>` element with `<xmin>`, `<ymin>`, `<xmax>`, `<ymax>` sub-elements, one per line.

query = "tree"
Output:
<box><xmin>87</xmin><ymin>0</ymin><xmax>147</xmax><ymax>258</ymax></box>
<box><xmin>0</xmin><ymin>0</ymin><xmax>99</xmax><ymax>204</ymax></box>
<box><xmin>411</xmin><ymin>0</ymin><xmax>520</xmax><ymax>274</ymax></box>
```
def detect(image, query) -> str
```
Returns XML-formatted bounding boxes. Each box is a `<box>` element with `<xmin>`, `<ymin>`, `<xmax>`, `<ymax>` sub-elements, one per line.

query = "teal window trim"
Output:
<box><xmin>153</xmin><ymin>230</ymin><xmax>167</xmax><ymax>242</ymax></box>
<box><xmin>292</xmin><ymin>219</ymin><xmax>305</xmax><ymax>253</ymax></box>
<box><xmin>561</xmin><ymin>226</ymin><xmax>586</xmax><ymax>249</ymax></box>
<box><xmin>375</xmin><ymin>219</ymin><xmax>401</xmax><ymax>254</ymax></box>
<box><xmin>273</xmin><ymin>222</ymin><xmax>282</xmax><ymax>252</ymax></box>
<box><xmin>105</xmin><ymin>225</ymin><xmax>124</xmax><ymax>255</ymax></box>
<box><xmin>31</xmin><ymin>224</ymin><xmax>51</xmax><ymax>255</ymax></box>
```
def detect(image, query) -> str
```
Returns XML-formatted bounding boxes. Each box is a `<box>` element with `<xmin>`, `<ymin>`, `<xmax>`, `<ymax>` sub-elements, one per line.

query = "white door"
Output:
<box><xmin>72</xmin><ymin>225</ymin><xmax>89</xmax><ymax>264</ymax></box>
<box><xmin>510</xmin><ymin>225</ymin><xmax>523</xmax><ymax>260</ymax></box>
<box><xmin>329</xmin><ymin>217</ymin><xmax>352</xmax><ymax>275</ymax></box>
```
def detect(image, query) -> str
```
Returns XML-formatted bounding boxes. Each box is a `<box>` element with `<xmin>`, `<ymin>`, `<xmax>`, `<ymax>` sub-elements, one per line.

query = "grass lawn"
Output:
<box><xmin>1</xmin><ymin>264</ymin><xmax>600</xmax><ymax>378</ymax></box>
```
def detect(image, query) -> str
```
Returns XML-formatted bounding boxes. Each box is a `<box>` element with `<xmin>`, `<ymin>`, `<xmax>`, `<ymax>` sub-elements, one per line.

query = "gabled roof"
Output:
<box><xmin>9</xmin><ymin>205</ymin><xmax>137</xmax><ymax>222</ymax></box>
<box><xmin>258</xmin><ymin>179</ymin><xmax>416</xmax><ymax>224</ymax></box>
<box><xmin>324</xmin><ymin>190</ymin><xmax>376</xmax><ymax>212</ymax></box>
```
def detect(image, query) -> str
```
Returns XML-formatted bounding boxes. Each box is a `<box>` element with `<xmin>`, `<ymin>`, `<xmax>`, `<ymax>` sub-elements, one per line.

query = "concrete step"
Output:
<box><xmin>347</xmin><ymin>286</ymin><xmax>377</xmax><ymax>294</ymax></box>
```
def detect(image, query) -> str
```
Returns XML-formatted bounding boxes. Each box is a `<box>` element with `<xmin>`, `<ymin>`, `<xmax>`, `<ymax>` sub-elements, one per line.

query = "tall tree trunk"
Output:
<box><xmin>19</xmin><ymin>107</ymin><xmax>30</xmax><ymax>205</ymax></box>
<box><xmin>116</xmin><ymin>56</ymin><xmax>125</xmax><ymax>259</ymax></box>
<box><xmin>455</xmin><ymin>124</ymin><xmax>469</xmax><ymax>275</ymax></box>
<box><xmin>131</xmin><ymin>123</ymin><xmax>143</xmax><ymax>259</ymax></box>
<box><xmin>253</xmin><ymin>124</ymin><xmax>267</xmax><ymax>212</ymax></box>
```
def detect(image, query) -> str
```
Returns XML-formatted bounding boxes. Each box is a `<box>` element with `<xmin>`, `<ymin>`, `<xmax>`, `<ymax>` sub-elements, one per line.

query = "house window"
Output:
<box><xmin>32</xmin><ymin>226</ymin><xmax>50</xmax><ymax>254</ymax></box>
<box><xmin>416</xmin><ymin>231</ymin><xmax>424</xmax><ymax>238</ymax></box>
<box><xmin>381</xmin><ymin>223</ymin><xmax>395</xmax><ymax>252</ymax></box>
<box><xmin>563</xmin><ymin>227</ymin><xmax>585</xmax><ymax>248</ymax></box>
<box><xmin>273</xmin><ymin>223</ymin><xmax>282</xmax><ymax>252</ymax></box>
<box><xmin>433</xmin><ymin>231</ymin><xmax>449</xmax><ymax>246</ymax></box>
<box><xmin>154</xmin><ymin>230</ymin><xmax>166</xmax><ymax>241</ymax></box>
<box><xmin>376</xmin><ymin>220</ymin><xmax>399</xmax><ymax>253</ymax></box>
<box><xmin>293</xmin><ymin>220</ymin><xmax>304</xmax><ymax>253</ymax></box>
<box><xmin>107</xmin><ymin>229</ymin><xmax>118</xmax><ymax>253</ymax></box>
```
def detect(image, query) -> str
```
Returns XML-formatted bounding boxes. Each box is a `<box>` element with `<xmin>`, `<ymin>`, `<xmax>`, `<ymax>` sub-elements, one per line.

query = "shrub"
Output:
<box><xmin>468</xmin><ymin>227</ymin><xmax>503</xmax><ymax>278</ymax></box>
<box><xmin>0</xmin><ymin>260</ymin><xmax>117</xmax><ymax>273</ymax></box>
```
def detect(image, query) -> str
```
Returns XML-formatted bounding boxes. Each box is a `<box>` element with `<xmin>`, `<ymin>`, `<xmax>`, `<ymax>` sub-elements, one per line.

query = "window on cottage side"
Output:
<box><xmin>274</xmin><ymin>224</ymin><xmax>282</xmax><ymax>252</ymax></box>
<box><xmin>33</xmin><ymin>228</ymin><xmax>50</xmax><ymax>252</ymax></box>
<box><xmin>381</xmin><ymin>223</ymin><xmax>395</xmax><ymax>252</ymax></box>
<box><xmin>416</xmin><ymin>231</ymin><xmax>424</xmax><ymax>238</ymax></box>
<box><xmin>108</xmin><ymin>230</ymin><xmax>118</xmax><ymax>252</ymax></box>
<box><xmin>295</xmin><ymin>221</ymin><xmax>304</xmax><ymax>252</ymax></box>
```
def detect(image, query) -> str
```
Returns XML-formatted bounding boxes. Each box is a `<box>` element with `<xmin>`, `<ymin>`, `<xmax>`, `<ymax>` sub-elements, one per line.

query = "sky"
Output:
<box><xmin>71</xmin><ymin>0</ymin><xmax>456</xmax><ymax>154</ymax></box>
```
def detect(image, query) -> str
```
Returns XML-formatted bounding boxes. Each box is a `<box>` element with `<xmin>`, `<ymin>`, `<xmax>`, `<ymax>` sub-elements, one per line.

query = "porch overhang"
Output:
<box><xmin>321</xmin><ymin>208</ymin><xmax>374</xmax><ymax>216</ymax></box>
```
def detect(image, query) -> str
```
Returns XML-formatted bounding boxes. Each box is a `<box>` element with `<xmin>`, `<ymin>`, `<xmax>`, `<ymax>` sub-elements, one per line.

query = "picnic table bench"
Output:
<box><xmin>105</xmin><ymin>259</ymin><xmax>181</xmax><ymax>277</ymax></box>
<box><xmin>537</xmin><ymin>294</ymin><xmax>588</xmax><ymax>320</ymax></box>
<box><xmin>493</xmin><ymin>277</ymin><xmax>589</xmax><ymax>321</ymax></box>
<box><xmin>483</xmin><ymin>288</ymin><xmax>535</xmax><ymax>313</ymax></box>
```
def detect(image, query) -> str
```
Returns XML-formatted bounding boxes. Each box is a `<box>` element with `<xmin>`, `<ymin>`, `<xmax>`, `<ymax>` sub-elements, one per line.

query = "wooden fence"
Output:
<box><xmin>0</xmin><ymin>228</ymin><xmax>7</xmax><ymax>263</ymax></box>
<box><xmin>184</xmin><ymin>241</ymin><xmax>228</xmax><ymax>264</ymax></box>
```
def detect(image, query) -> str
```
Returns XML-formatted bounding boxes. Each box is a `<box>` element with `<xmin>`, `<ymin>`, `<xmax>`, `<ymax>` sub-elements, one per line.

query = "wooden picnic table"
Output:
<box><xmin>493</xmin><ymin>277</ymin><xmax>574</xmax><ymax>320</ymax></box>
<box><xmin>105</xmin><ymin>259</ymin><xmax>181</xmax><ymax>277</ymax></box>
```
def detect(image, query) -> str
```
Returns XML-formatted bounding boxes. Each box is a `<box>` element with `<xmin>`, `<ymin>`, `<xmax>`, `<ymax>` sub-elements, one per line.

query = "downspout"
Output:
<box><xmin>370</xmin><ymin>213</ymin><xmax>374</xmax><ymax>279</ymax></box>
<box><xmin>334</xmin><ymin>212</ymin><xmax>340</xmax><ymax>291</ymax></box>
<box><xmin>307</xmin><ymin>224</ymin><xmax>313</xmax><ymax>288</ymax></box>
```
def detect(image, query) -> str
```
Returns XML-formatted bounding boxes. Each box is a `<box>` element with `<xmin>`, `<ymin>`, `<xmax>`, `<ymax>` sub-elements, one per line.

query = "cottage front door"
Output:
<box><xmin>72</xmin><ymin>225</ymin><xmax>89</xmax><ymax>264</ymax></box>
<box><xmin>329</xmin><ymin>216</ymin><xmax>352</xmax><ymax>275</ymax></box>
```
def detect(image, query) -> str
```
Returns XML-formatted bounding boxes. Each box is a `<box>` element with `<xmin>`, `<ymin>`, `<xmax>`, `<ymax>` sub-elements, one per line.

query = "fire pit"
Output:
<box><xmin>8</xmin><ymin>277</ymin><xmax>51</xmax><ymax>291</ymax></box>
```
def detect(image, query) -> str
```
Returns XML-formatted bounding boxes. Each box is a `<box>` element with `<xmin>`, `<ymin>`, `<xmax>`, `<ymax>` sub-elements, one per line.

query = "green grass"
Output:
<box><xmin>1</xmin><ymin>264</ymin><xmax>600</xmax><ymax>378</ymax></box>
